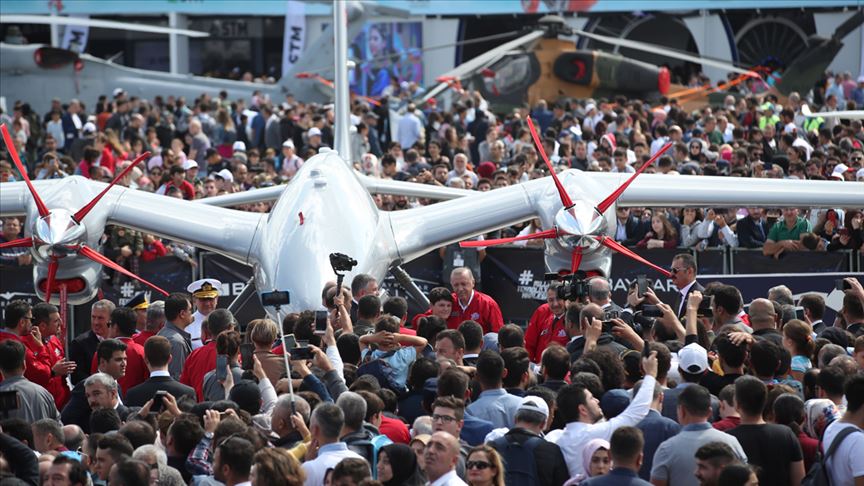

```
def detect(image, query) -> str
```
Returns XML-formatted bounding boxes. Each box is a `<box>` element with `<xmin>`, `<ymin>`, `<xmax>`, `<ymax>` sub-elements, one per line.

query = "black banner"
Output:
<box><xmin>2</xmin><ymin>249</ymin><xmax>858</xmax><ymax>334</ymax></box>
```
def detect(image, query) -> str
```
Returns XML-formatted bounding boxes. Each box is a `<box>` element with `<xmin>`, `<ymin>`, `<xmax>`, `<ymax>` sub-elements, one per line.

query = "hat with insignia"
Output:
<box><xmin>187</xmin><ymin>278</ymin><xmax>222</xmax><ymax>299</ymax></box>
<box><xmin>126</xmin><ymin>292</ymin><xmax>150</xmax><ymax>311</ymax></box>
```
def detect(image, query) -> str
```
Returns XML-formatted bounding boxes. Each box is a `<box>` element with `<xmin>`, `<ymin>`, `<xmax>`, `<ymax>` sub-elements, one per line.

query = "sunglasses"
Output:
<box><xmin>467</xmin><ymin>461</ymin><xmax>493</xmax><ymax>470</ymax></box>
<box><xmin>669</xmin><ymin>267</ymin><xmax>685</xmax><ymax>274</ymax></box>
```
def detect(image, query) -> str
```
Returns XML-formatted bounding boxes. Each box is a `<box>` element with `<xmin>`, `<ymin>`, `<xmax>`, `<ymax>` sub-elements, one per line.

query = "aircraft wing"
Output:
<box><xmin>803</xmin><ymin>110</ymin><xmax>864</xmax><ymax>119</ymax></box>
<box><xmin>0</xmin><ymin>178</ymin><xmax>264</xmax><ymax>263</ymax></box>
<box><xmin>388</xmin><ymin>171</ymin><xmax>864</xmax><ymax>263</ymax></box>
<box><xmin>420</xmin><ymin>30</ymin><xmax>544</xmax><ymax>103</ymax></box>
<box><xmin>197</xmin><ymin>174</ymin><xmax>472</xmax><ymax>207</ymax></box>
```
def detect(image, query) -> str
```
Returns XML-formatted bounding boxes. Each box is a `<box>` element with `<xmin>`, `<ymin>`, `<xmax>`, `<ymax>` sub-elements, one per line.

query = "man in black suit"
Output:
<box><xmin>614</xmin><ymin>208</ymin><xmax>649</xmax><ymax>246</ymax></box>
<box><xmin>69</xmin><ymin>299</ymin><xmax>114</xmax><ymax>385</ymax></box>
<box><xmin>125</xmin><ymin>335</ymin><xmax>196</xmax><ymax>407</ymax></box>
<box><xmin>669</xmin><ymin>253</ymin><xmax>705</xmax><ymax>319</ymax></box>
<box><xmin>349</xmin><ymin>274</ymin><xmax>379</xmax><ymax>323</ymax></box>
<box><xmin>735</xmin><ymin>207</ymin><xmax>769</xmax><ymax>248</ymax></box>
<box><xmin>61</xmin><ymin>339</ymin><xmax>128</xmax><ymax>433</ymax></box>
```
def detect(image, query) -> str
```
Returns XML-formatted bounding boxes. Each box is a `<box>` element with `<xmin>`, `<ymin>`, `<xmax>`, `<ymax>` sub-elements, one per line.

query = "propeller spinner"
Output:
<box><xmin>459</xmin><ymin>117</ymin><xmax>673</xmax><ymax>278</ymax></box>
<box><xmin>0</xmin><ymin>124</ymin><xmax>169</xmax><ymax>302</ymax></box>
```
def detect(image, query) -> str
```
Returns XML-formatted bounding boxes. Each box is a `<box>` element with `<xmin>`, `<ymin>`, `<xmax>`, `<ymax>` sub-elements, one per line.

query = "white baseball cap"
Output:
<box><xmin>516</xmin><ymin>396</ymin><xmax>549</xmax><ymax>420</ymax></box>
<box><xmin>182</xmin><ymin>159</ymin><xmax>198</xmax><ymax>170</ymax></box>
<box><xmin>232</xmin><ymin>141</ymin><xmax>246</xmax><ymax>153</ymax></box>
<box><xmin>831</xmin><ymin>163</ymin><xmax>850</xmax><ymax>180</ymax></box>
<box><xmin>678</xmin><ymin>343</ymin><xmax>708</xmax><ymax>374</ymax></box>
<box><xmin>308</xmin><ymin>127</ymin><xmax>322</xmax><ymax>138</ymax></box>
<box><xmin>215</xmin><ymin>168</ymin><xmax>234</xmax><ymax>182</ymax></box>
<box><xmin>82</xmin><ymin>122</ymin><xmax>97</xmax><ymax>134</ymax></box>
<box><xmin>282</xmin><ymin>139</ymin><xmax>294</xmax><ymax>149</ymax></box>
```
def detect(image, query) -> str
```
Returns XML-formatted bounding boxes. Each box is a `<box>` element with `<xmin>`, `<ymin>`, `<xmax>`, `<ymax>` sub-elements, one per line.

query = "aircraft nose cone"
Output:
<box><xmin>33</xmin><ymin>208</ymin><xmax>87</xmax><ymax>259</ymax></box>
<box><xmin>553</xmin><ymin>204</ymin><xmax>607</xmax><ymax>250</ymax></box>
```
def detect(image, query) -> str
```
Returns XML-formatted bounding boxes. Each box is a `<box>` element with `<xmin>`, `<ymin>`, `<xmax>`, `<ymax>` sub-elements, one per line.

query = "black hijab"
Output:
<box><xmin>380</xmin><ymin>443</ymin><xmax>425</xmax><ymax>486</ymax></box>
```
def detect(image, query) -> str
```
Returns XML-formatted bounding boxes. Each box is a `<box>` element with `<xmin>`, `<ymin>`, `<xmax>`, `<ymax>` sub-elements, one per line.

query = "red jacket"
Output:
<box><xmin>131</xmin><ymin>330</ymin><xmax>157</xmax><ymax>347</ymax></box>
<box><xmin>90</xmin><ymin>336</ymin><xmax>148</xmax><ymax>395</ymax></box>
<box><xmin>446</xmin><ymin>291</ymin><xmax>504</xmax><ymax>334</ymax></box>
<box><xmin>524</xmin><ymin>304</ymin><xmax>569</xmax><ymax>363</ymax></box>
<box><xmin>180</xmin><ymin>341</ymin><xmax>217</xmax><ymax>401</ymax></box>
<box><xmin>140</xmin><ymin>240</ymin><xmax>167</xmax><ymax>262</ymax></box>
<box><xmin>0</xmin><ymin>330</ymin><xmax>53</xmax><ymax>390</ymax></box>
<box><xmin>40</xmin><ymin>335</ymin><xmax>71</xmax><ymax>409</ymax></box>
<box><xmin>379</xmin><ymin>415</ymin><xmax>410</xmax><ymax>444</ymax></box>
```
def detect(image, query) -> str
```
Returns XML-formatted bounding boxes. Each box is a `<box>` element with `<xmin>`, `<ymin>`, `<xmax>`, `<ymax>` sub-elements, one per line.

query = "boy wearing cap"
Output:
<box><xmin>661</xmin><ymin>343</ymin><xmax>720</xmax><ymax>421</ymax></box>
<box><xmin>489</xmin><ymin>395</ymin><xmax>570</xmax><ymax>485</ymax></box>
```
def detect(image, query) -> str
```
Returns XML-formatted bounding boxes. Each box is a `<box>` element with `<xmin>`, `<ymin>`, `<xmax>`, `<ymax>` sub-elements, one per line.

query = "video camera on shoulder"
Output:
<box><xmin>544</xmin><ymin>270</ymin><xmax>590</xmax><ymax>301</ymax></box>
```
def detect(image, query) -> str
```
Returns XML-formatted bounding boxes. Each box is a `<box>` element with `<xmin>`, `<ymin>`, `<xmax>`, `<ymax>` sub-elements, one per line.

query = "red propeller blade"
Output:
<box><xmin>73</xmin><ymin>151</ymin><xmax>151</xmax><ymax>223</ymax></box>
<box><xmin>594</xmin><ymin>236</ymin><xmax>673</xmax><ymax>278</ymax></box>
<box><xmin>77</xmin><ymin>245</ymin><xmax>169</xmax><ymax>296</ymax></box>
<box><xmin>44</xmin><ymin>258</ymin><xmax>59</xmax><ymax>303</ymax></box>
<box><xmin>595</xmin><ymin>141</ymin><xmax>673</xmax><ymax>215</ymax></box>
<box><xmin>1</xmin><ymin>124</ymin><xmax>50</xmax><ymax>217</ymax></box>
<box><xmin>459</xmin><ymin>228</ymin><xmax>560</xmax><ymax>248</ymax></box>
<box><xmin>526</xmin><ymin>117</ymin><xmax>574</xmax><ymax>209</ymax></box>
<box><xmin>0</xmin><ymin>237</ymin><xmax>33</xmax><ymax>249</ymax></box>
<box><xmin>570</xmin><ymin>246</ymin><xmax>583</xmax><ymax>274</ymax></box>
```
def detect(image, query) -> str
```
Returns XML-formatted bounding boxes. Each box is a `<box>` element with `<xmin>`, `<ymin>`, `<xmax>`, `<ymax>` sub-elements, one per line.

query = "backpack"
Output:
<box><xmin>343</xmin><ymin>430</ymin><xmax>392</xmax><ymax>474</ymax></box>
<box><xmin>357</xmin><ymin>349</ymin><xmax>407</xmax><ymax>396</ymax></box>
<box><xmin>490</xmin><ymin>433</ymin><xmax>545</xmax><ymax>485</ymax></box>
<box><xmin>801</xmin><ymin>425</ymin><xmax>861</xmax><ymax>486</ymax></box>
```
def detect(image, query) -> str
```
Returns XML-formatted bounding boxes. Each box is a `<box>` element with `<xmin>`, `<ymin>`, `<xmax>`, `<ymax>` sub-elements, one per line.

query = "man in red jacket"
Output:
<box><xmin>524</xmin><ymin>283</ymin><xmax>569</xmax><ymax>363</ymax></box>
<box><xmin>180</xmin><ymin>308</ymin><xmax>237</xmax><ymax>401</ymax></box>
<box><xmin>446</xmin><ymin>267</ymin><xmax>504</xmax><ymax>334</ymax></box>
<box><xmin>33</xmin><ymin>302</ymin><xmax>76</xmax><ymax>409</ymax></box>
<box><xmin>90</xmin><ymin>308</ymin><xmax>148</xmax><ymax>395</ymax></box>
<box><xmin>0</xmin><ymin>300</ymin><xmax>55</xmax><ymax>389</ymax></box>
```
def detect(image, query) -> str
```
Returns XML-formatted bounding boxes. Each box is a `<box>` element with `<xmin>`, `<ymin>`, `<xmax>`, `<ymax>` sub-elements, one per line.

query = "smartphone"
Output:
<box><xmin>314</xmin><ymin>310</ymin><xmax>328</xmax><ymax>335</ymax></box>
<box><xmin>794</xmin><ymin>306</ymin><xmax>805</xmax><ymax>320</ymax></box>
<box><xmin>836</xmin><ymin>279</ymin><xmax>852</xmax><ymax>291</ymax></box>
<box><xmin>289</xmin><ymin>346</ymin><xmax>314</xmax><ymax>360</ymax></box>
<box><xmin>284</xmin><ymin>334</ymin><xmax>297</xmax><ymax>350</ymax></box>
<box><xmin>637</xmin><ymin>275</ymin><xmax>648</xmax><ymax>298</ymax></box>
<box><xmin>697</xmin><ymin>295</ymin><xmax>714</xmax><ymax>318</ymax></box>
<box><xmin>240</xmin><ymin>343</ymin><xmax>255</xmax><ymax>371</ymax></box>
<box><xmin>260</xmin><ymin>290</ymin><xmax>290</xmax><ymax>307</ymax></box>
<box><xmin>152</xmin><ymin>390</ymin><xmax>168</xmax><ymax>413</ymax></box>
<box><xmin>216</xmin><ymin>354</ymin><xmax>229</xmax><ymax>381</ymax></box>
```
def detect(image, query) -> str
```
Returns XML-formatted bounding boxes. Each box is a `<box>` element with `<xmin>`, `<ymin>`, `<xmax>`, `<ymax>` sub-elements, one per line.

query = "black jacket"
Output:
<box><xmin>736</xmin><ymin>217</ymin><xmax>769</xmax><ymax>249</ymax></box>
<box><xmin>615</xmin><ymin>215</ymin><xmax>649</xmax><ymax>247</ymax></box>
<box><xmin>125</xmin><ymin>376</ymin><xmax>196</xmax><ymax>407</ymax></box>
<box><xmin>60</xmin><ymin>381</ymin><xmax>131</xmax><ymax>433</ymax></box>
<box><xmin>69</xmin><ymin>330</ymin><xmax>100</xmax><ymax>385</ymax></box>
<box><xmin>491</xmin><ymin>427</ymin><xmax>570</xmax><ymax>486</ymax></box>
<box><xmin>671</xmin><ymin>281</ymin><xmax>705</xmax><ymax>319</ymax></box>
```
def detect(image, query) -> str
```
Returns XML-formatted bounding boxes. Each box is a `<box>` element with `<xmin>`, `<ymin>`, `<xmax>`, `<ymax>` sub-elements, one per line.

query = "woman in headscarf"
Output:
<box><xmin>563</xmin><ymin>438</ymin><xmax>611</xmax><ymax>485</ymax></box>
<box><xmin>377</xmin><ymin>443</ymin><xmax>425</xmax><ymax>486</ymax></box>
<box><xmin>803</xmin><ymin>398</ymin><xmax>840</xmax><ymax>440</ymax></box>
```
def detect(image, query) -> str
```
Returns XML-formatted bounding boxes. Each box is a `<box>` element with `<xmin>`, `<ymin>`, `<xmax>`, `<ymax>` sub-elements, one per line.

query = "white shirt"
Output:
<box><xmin>189</xmin><ymin>311</ymin><xmax>207</xmax><ymax>350</ymax></box>
<box><xmin>823</xmin><ymin>420</ymin><xmax>864</xmax><ymax>486</ymax></box>
<box><xmin>302</xmin><ymin>442</ymin><xmax>364</xmax><ymax>486</ymax></box>
<box><xmin>427</xmin><ymin>469</ymin><xmax>468</xmax><ymax>486</ymax></box>
<box><xmin>553</xmin><ymin>375</ymin><xmax>656</xmax><ymax>478</ymax></box>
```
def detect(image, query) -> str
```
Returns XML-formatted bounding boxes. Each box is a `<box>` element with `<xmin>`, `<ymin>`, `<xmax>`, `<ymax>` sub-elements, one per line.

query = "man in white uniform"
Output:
<box><xmin>185</xmin><ymin>278</ymin><xmax>222</xmax><ymax>350</ymax></box>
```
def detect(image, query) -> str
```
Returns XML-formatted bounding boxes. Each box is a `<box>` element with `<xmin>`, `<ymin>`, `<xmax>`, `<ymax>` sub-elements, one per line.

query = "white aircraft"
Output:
<box><xmin>2</xmin><ymin>121</ymin><xmax>862</xmax><ymax>318</ymax></box>
<box><xmin>0</xmin><ymin>1</ymin><xmax>406</xmax><ymax>114</ymax></box>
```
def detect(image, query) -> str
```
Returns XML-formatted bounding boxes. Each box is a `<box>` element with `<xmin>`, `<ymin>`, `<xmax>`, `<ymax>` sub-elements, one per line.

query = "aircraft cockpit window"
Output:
<box><xmin>34</xmin><ymin>47</ymin><xmax>80</xmax><ymax>69</ymax></box>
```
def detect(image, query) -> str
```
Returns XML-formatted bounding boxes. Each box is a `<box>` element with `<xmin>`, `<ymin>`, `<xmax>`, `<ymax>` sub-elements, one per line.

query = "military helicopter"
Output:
<box><xmin>420</xmin><ymin>12</ymin><xmax>864</xmax><ymax>112</ymax></box>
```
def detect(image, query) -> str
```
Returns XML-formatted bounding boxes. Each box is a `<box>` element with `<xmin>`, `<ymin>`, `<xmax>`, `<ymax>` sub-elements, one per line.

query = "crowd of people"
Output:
<box><xmin>1</xmin><ymin>63</ymin><xmax>864</xmax><ymax>486</ymax></box>
<box><xmin>0</xmin><ymin>262</ymin><xmax>863</xmax><ymax>486</ymax></box>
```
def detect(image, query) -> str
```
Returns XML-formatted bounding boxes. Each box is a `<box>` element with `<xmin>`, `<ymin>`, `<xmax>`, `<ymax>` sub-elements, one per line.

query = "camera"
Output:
<box><xmin>330</xmin><ymin>253</ymin><xmax>358</xmax><ymax>273</ymax></box>
<box><xmin>545</xmin><ymin>271</ymin><xmax>589</xmax><ymax>301</ymax></box>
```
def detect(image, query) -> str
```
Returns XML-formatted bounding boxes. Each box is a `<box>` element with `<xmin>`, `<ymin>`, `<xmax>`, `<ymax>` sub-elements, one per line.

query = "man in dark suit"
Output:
<box><xmin>614</xmin><ymin>208</ymin><xmax>650</xmax><ymax>246</ymax></box>
<box><xmin>61</xmin><ymin>339</ymin><xmax>129</xmax><ymax>433</ymax></box>
<box><xmin>69</xmin><ymin>299</ymin><xmax>114</xmax><ymax>385</ymax></box>
<box><xmin>125</xmin><ymin>335</ymin><xmax>196</xmax><ymax>407</ymax></box>
<box><xmin>634</xmin><ymin>381</ymin><xmax>681</xmax><ymax>480</ymax></box>
<box><xmin>735</xmin><ymin>207</ymin><xmax>769</xmax><ymax>248</ymax></box>
<box><xmin>668</xmin><ymin>253</ymin><xmax>705</xmax><ymax>320</ymax></box>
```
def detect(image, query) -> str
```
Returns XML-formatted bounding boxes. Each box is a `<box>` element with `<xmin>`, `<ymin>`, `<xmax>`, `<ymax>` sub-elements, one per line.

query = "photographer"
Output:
<box><xmin>571</xmin><ymin>304</ymin><xmax>630</xmax><ymax>360</ymax></box>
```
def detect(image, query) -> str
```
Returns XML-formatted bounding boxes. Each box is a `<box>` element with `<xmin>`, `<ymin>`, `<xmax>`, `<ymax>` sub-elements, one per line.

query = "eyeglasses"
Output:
<box><xmin>669</xmin><ymin>267</ymin><xmax>685</xmax><ymax>274</ymax></box>
<box><xmin>432</xmin><ymin>414</ymin><xmax>458</xmax><ymax>423</ymax></box>
<box><xmin>852</xmin><ymin>157</ymin><xmax>863</xmax><ymax>162</ymax></box>
<box><xmin>467</xmin><ymin>461</ymin><xmax>493</xmax><ymax>470</ymax></box>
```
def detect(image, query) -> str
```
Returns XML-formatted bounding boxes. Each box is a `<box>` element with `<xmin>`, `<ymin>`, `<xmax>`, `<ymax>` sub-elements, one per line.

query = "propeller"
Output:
<box><xmin>1</xmin><ymin>123</ymin><xmax>169</xmax><ymax>302</ymax></box>
<box><xmin>459</xmin><ymin>117</ymin><xmax>673</xmax><ymax>278</ymax></box>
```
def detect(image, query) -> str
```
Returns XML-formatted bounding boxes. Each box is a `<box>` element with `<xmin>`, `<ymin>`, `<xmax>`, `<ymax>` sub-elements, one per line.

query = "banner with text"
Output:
<box><xmin>282</xmin><ymin>0</ymin><xmax>306</xmax><ymax>77</ymax></box>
